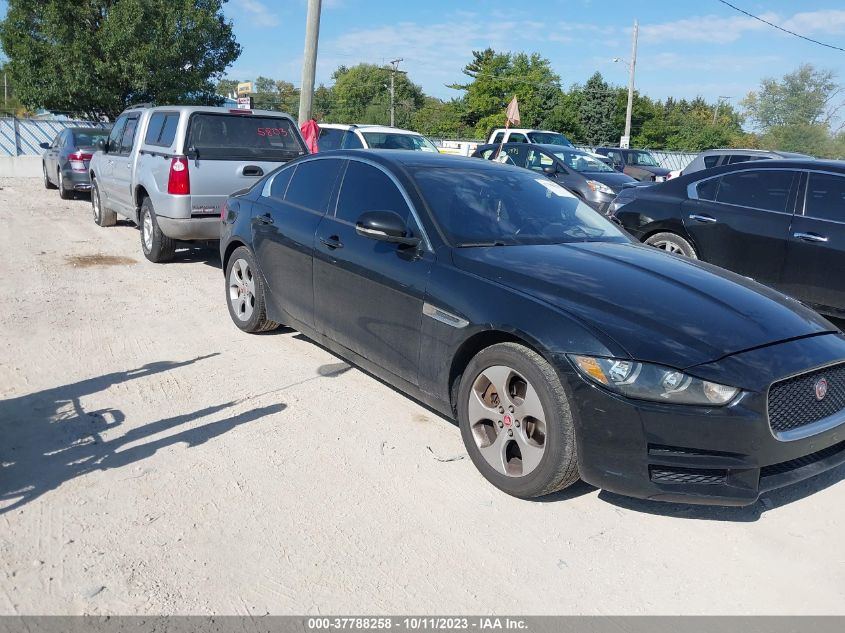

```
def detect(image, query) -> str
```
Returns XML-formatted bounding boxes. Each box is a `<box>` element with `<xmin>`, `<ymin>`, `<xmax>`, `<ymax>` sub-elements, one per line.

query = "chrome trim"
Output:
<box><xmin>422</xmin><ymin>303</ymin><xmax>469</xmax><ymax>329</ymax></box>
<box><xmin>357</xmin><ymin>226</ymin><xmax>389</xmax><ymax>239</ymax></box>
<box><xmin>775</xmin><ymin>410</ymin><xmax>845</xmax><ymax>442</ymax></box>
<box><xmin>794</xmin><ymin>232</ymin><xmax>828</xmax><ymax>243</ymax></box>
<box><xmin>689</xmin><ymin>214</ymin><xmax>717</xmax><ymax>224</ymax></box>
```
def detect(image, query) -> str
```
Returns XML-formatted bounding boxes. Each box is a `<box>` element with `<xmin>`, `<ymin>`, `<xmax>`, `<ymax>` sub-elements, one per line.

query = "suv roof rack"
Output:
<box><xmin>125</xmin><ymin>103</ymin><xmax>153</xmax><ymax>111</ymax></box>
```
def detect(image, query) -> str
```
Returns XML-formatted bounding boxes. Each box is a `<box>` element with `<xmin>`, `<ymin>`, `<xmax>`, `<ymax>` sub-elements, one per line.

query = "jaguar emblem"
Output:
<box><xmin>815</xmin><ymin>377</ymin><xmax>829</xmax><ymax>401</ymax></box>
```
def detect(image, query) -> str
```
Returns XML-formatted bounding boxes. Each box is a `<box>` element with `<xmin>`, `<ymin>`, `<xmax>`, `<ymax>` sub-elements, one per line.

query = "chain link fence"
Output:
<box><xmin>0</xmin><ymin>117</ymin><xmax>109</xmax><ymax>156</ymax></box>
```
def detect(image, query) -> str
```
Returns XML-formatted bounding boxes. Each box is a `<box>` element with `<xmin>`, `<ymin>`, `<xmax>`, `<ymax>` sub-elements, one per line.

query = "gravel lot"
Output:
<box><xmin>1</xmin><ymin>176</ymin><xmax>844</xmax><ymax>615</ymax></box>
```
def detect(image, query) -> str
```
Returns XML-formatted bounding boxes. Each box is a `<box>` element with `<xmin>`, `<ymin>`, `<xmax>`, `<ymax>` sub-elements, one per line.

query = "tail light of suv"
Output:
<box><xmin>69</xmin><ymin>150</ymin><xmax>92</xmax><ymax>172</ymax></box>
<box><xmin>167</xmin><ymin>157</ymin><xmax>190</xmax><ymax>195</ymax></box>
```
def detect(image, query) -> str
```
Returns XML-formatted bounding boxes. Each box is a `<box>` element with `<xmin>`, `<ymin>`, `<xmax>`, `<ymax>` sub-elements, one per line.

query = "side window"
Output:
<box><xmin>144</xmin><ymin>113</ymin><xmax>179</xmax><ymax>147</ymax></box>
<box><xmin>492</xmin><ymin>132</ymin><xmax>504</xmax><ymax>144</ymax></box>
<box><xmin>607</xmin><ymin>151</ymin><xmax>623</xmax><ymax>167</ymax></box>
<box><xmin>696</xmin><ymin>178</ymin><xmax>719</xmax><ymax>201</ymax></box>
<box><xmin>503</xmin><ymin>145</ymin><xmax>529</xmax><ymax>167</ymax></box>
<box><xmin>317</xmin><ymin>128</ymin><xmax>344</xmax><ymax>151</ymax></box>
<box><xmin>509</xmin><ymin>133</ymin><xmax>527</xmax><ymax>143</ymax></box>
<box><xmin>107</xmin><ymin>116</ymin><xmax>127</xmax><ymax>153</ymax></box>
<box><xmin>51</xmin><ymin>133</ymin><xmax>62</xmax><ymax>149</ymax></box>
<box><xmin>336</xmin><ymin>161</ymin><xmax>412</xmax><ymax>226</ymax></box>
<box><xmin>118</xmin><ymin>116</ymin><xmax>139</xmax><ymax>155</ymax></box>
<box><xmin>805</xmin><ymin>172</ymin><xmax>845</xmax><ymax>222</ymax></box>
<box><xmin>716</xmin><ymin>170</ymin><xmax>795</xmax><ymax>212</ymax></box>
<box><xmin>341</xmin><ymin>131</ymin><xmax>364</xmax><ymax>149</ymax></box>
<box><xmin>285</xmin><ymin>159</ymin><xmax>343</xmax><ymax>213</ymax></box>
<box><xmin>479</xmin><ymin>149</ymin><xmax>495</xmax><ymax>160</ymax></box>
<box><xmin>267</xmin><ymin>165</ymin><xmax>295</xmax><ymax>200</ymax></box>
<box><xmin>526</xmin><ymin>149</ymin><xmax>553</xmax><ymax>172</ymax></box>
<box><xmin>703</xmin><ymin>155</ymin><xmax>720</xmax><ymax>169</ymax></box>
<box><xmin>726</xmin><ymin>154</ymin><xmax>753</xmax><ymax>165</ymax></box>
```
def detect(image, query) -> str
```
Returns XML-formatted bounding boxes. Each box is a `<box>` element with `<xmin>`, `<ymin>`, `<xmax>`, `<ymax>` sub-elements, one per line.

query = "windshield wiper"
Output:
<box><xmin>458</xmin><ymin>240</ymin><xmax>507</xmax><ymax>248</ymax></box>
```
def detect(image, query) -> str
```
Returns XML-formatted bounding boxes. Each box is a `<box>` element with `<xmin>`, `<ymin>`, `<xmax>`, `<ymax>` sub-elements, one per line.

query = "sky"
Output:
<box><xmin>1</xmin><ymin>0</ymin><xmax>844</xmax><ymax>107</ymax></box>
<box><xmin>221</xmin><ymin>0</ymin><xmax>845</xmax><ymax>106</ymax></box>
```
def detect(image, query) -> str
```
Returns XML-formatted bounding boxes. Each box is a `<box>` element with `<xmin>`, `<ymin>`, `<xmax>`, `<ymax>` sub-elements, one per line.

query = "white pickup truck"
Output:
<box><xmin>487</xmin><ymin>128</ymin><xmax>575</xmax><ymax>147</ymax></box>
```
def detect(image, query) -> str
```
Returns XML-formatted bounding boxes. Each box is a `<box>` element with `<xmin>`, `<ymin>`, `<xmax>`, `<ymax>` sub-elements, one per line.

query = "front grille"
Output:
<box><xmin>768</xmin><ymin>363</ymin><xmax>845</xmax><ymax>434</ymax></box>
<box><xmin>760</xmin><ymin>440</ymin><xmax>845</xmax><ymax>478</ymax></box>
<box><xmin>649</xmin><ymin>466</ymin><xmax>727</xmax><ymax>485</ymax></box>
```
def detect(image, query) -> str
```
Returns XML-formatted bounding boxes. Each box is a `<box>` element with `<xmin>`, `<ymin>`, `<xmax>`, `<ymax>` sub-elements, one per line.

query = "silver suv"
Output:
<box><xmin>89</xmin><ymin>104</ymin><xmax>308</xmax><ymax>262</ymax></box>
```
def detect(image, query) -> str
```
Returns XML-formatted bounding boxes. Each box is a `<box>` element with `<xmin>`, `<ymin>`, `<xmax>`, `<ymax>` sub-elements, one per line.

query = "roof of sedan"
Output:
<box><xmin>324</xmin><ymin>148</ymin><xmax>519</xmax><ymax>171</ymax></box>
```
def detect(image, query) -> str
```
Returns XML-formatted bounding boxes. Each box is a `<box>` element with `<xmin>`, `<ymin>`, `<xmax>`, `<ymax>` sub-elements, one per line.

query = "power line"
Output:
<box><xmin>716</xmin><ymin>0</ymin><xmax>845</xmax><ymax>53</ymax></box>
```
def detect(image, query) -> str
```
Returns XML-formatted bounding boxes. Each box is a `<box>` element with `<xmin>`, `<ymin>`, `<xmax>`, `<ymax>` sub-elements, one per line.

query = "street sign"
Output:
<box><xmin>236</xmin><ymin>82</ymin><xmax>252</xmax><ymax>95</ymax></box>
<box><xmin>237</xmin><ymin>96</ymin><xmax>253</xmax><ymax>110</ymax></box>
<box><xmin>619</xmin><ymin>135</ymin><xmax>630</xmax><ymax>149</ymax></box>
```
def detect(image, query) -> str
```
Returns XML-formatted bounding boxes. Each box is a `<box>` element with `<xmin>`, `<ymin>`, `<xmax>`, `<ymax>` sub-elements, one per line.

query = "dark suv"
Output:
<box><xmin>593</xmin><ymin>147</ymin><xmax>671</xmax><ymax>182</ymax></box>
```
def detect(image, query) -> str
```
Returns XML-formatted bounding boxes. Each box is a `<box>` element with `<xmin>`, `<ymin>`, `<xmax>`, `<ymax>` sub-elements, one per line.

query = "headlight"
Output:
<box><xmin>586</xmin><ymin>179</ymin><xmax>614</xmax><ymax>195</ymax></box>
<box><xmin>570</xmin><ymin>355</ymin><xmax>739</xmax><ymax>406</ymax></box>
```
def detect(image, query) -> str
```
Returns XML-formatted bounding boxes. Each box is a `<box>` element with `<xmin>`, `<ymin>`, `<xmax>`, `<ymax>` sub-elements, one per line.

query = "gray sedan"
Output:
<box><xmin>41</xmin><ymin>127</ymin><xmax>111</xmax><ymax>199</ymax></box>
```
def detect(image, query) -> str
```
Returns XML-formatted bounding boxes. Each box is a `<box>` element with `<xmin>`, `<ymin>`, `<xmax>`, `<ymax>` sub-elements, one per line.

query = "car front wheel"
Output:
<box><xmin>225</xmin><ymin>246</ymin><xmax>279</xmax><ymax>333</ymax></box>
<box><xmin>58</xmin><ymin>168</ymin><xmax>71</xmax><ymax>200</ymax></box>
<box><xmin>458</xmin><ymin>342</ymin><xmax>579</xmax><ymax>498</ymax></box>
<box><xmin>644</xmin><ymin>232</ymin><xmax>698</xmax><ymax>259</ymax></box>
<box><xmin>43</xmin><ymin>163</ymin><xmax>56</xmax><ymax>189</ymax></box>
<box><xmin>91</xmin><ymin>179</ymin><xmax>116</xmax><ymax>227</ymax></box>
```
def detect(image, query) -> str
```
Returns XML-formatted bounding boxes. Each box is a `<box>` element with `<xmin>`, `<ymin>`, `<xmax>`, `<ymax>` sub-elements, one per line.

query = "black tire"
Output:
<box><xmin>457</xmin><ymin>342</ymin><xmax>579</xmax><ymax>499</ymax></box>
<box><xmin>224</xmin><ymin>246</ymin><xmax>280</xmax><ymax>333</ymax></box>
<box><xmin>91</xmin><ymin>179</ymin><xmax>116</xmax><ymax>227</ymax></box>
<box><xmin>644</xmin><ymin>232</ymin><xmax>698</xmax><ymax>259</ymax></box>
<box><xmin>57</xmin><ymin>168</ymin><xmax>72</xmax><ymax>200</ymax></box>
<box><xmin>43</xmin><ymin>163</ymin><xmax>57</xmax><ymax>189</ymax></box>
<box><xmin>140</xmin><ymin>197</ymin><xmax>176</xmax><ymax>263</ymax></box>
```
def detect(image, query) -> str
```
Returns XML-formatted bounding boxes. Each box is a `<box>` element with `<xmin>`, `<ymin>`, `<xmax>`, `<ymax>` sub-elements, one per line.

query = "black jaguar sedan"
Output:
<box><xmin>220</xmin><ymin>150</ymin><xmax>845</xmax><ymax>505</ymax></box>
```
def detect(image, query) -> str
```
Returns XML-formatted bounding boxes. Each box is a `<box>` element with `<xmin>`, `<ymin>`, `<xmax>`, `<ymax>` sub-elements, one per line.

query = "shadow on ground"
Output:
<box><xmin>0</xmin><ymin>354</ymin><xmax>284</xmax><ymax>514</ymax></box>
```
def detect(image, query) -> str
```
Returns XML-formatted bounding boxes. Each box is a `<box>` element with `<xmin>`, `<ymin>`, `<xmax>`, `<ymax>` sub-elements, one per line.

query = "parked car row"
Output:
<box><xmin>49</xmin><ymin>102</ymin><xmax>845</xmax><ymax>507</ymax></box>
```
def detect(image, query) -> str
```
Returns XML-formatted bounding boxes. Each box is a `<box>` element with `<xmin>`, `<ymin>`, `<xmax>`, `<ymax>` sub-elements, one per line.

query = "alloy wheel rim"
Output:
<box><xmin>142</xmin><ymin>210</ymin><xmax>153</xmax><ymax>252</ymax></box>
<box><xmin>228</xmin><ymin>258</ymin><xmax>256</xmax><ymax>322</ymax></box>
<box><xmin>468</xmin><ymin>365</ymin><xmax>547</xmax><ymax>477</ymax></box>
<box><xmin>651</xmin><ymin>239</ymin><xmax>684</xmax><ymax>254</ymax></box>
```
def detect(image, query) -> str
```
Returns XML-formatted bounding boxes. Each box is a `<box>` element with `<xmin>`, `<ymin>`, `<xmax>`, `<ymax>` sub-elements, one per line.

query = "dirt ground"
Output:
<box><xmin>0</xmin><ymin>176</ymin><xmax>843</xmax><ymax>615</ymax></box>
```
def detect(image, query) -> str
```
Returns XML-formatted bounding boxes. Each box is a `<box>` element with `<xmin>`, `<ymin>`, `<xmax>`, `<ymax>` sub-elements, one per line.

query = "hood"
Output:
<box><xmin>642</xmin><ymin>165</ymin><xmax>672</xmax><ymax>177</ymax></box>
<box><xmin>580</xmin><ymin>171</ymin><xmax>638</xmax><ymax>192</ymax></box>
<box><xmin>452</xmin><ymin>241</ymin><xmax>835</xmax><ymax>369</ymax></box>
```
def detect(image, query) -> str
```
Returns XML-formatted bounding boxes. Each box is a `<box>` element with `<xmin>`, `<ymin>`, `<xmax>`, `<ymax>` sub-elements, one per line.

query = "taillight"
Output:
<box><xmin>220</xmin><ymin>201</ymin><xmax>228</xmax><ymax>220</ymax></box>
<box><xmin>69</xmin><ymin>150</ymin><xmax>92</xmax><ymax>172</ymax></box>
<box><xmin>167</xmin><ymin>157</ymin><xmax>190</xmax><ymax>195</ymax></box>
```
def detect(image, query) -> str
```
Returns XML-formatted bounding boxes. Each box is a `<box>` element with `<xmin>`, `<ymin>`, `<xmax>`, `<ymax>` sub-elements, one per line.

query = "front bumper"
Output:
<box><xmin>557</xmin><ymin>333</ymin><xmax>845</xmax><ymax>506</ymax></box>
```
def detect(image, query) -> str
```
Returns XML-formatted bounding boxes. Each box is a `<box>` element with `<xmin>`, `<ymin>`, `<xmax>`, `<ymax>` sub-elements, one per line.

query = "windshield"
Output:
<box><xmin>413</xmin><ymin>166</ymin><xmax>628</xmax><ymax>247</ymax></box>
<box><xmin>553</xmin><ymin>150</ymin><xmax>616</xmax><ymax>173</ymax></box>
<box><xmin>627</xmin><ymin>150</ymin><xmax>658</xmax><ymax>166</ymax></box>
<box><xmin>361</xmin><ymin>132</ymin><xmax>439</xmax><ymax>152</ymax></box>
<box><xmin>528</xmin><ymin>132</ymin><xmax>573</xmax><ymax>147</ymax></box>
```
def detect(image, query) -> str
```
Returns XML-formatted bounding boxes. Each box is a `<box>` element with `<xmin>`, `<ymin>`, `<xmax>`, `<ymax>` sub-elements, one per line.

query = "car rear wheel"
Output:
<box><xmin>140</xmin><ymin>197</ymin><xmax>176</xmax><ymax>263</ymax></box>
<box><xmin>225</xmin><ymin>246</ymin><xmax>280</xmax><ymax>333</ymax></box>
<box><xmin>43</xmin><ymin>163</ymin><xmax>56</xmax><ymax>189</ymax></box>
<box><xmin>57</xmin><ymin>168</ymin><xmax>72</xmax><ymax>200</ymax></box>
<box><xmin>644</xmin><ymin>232</ymin><xmax>697</xmax><ymax>259</ymax></box>
<box><xmin>457</xmin><ymin>342</ymin><xmax>579</xmax><ymax>498</ymax></box>
<box><xmin>91</xmin><ymin>179</ymin><xmax>116</xmax><ymax>227</ymax></box>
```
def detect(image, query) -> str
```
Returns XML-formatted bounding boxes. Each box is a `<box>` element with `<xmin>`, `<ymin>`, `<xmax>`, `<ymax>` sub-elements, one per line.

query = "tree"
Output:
<box><xmin>451</xmin><ymin>48</ymin><xmax>562</xmax><ymax>137</ymax></box>
<box><xmin>576</xmin><ymin>72</ymin><xmax>617</xmax><ymax>145</ymax></box>
<box><xmin>330</xmin><ymin>63</ymin><xmax>424</xmax><ymax>127</ymax></box>
<box><xmin>412</xmin><ymin>97</ymin><xmax>465</xmax><ymax>137</ymax></box>
<box><xmin>252</xmin><ymin>76</ymin><xmax>299</xmax><ymax>114</ymax></box>
<box><xmin>0</xmin><ymin>0</ymin><xmax>241</xmax><ymax>119</ymax></box>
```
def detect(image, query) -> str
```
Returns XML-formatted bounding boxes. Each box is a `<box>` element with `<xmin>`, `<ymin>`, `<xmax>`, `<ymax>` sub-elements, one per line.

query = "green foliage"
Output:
<box><xmin>412</xmin><ymin>97</ymin><xmax>466</xmax><ymax>137</ymax></box>
<box><xmin>577</xmin><ymin>73</ymin><xmax>618</xmax><ymax>145</ymax></box>
<box><xmin>329</xmin><ymin>63</ymin><xmax>425</xmax><ymax>127</ymax></box>
<box><xmin>0</xmin><ymin>0</ymin><xmax>241</xmax><ymax>119</ymax></box>
<box><xmin>252</xmin><ymin>76</ymin><xmax>299</xmax><ymax>114</ymax></box>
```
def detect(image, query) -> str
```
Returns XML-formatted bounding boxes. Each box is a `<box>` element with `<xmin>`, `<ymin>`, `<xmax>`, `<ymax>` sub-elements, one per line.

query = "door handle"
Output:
<box><xmin>689</xmin><ymin>214</ymin><xmax>717</xmax><ymax>224</ymax></box>
<box><xmin>242</xmin><ymin>165</ymin><xmax>264</xmax><ymax>177</ymax></box>
<box><xmin>319</xmin><ymin>236</ymin><xmax>343</xmax><ymax>250</ymax></box>
<box><xmin>256</xmin><ymin>214</ymin><xmax>274</xmax><ymax>225</ymax></box>
<box><xmin>794</xmin><ymin>232</ymin><xmax>828</xmax><ymax>243</ymax></box>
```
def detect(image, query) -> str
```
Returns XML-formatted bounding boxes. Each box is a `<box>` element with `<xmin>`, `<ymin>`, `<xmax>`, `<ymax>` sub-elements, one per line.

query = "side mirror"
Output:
<box><xmin>39</xmin><ymin>142</ymin><xmax>51</xmax><ymax>150</ymax></box>
<box><xmin>543</xmin><ymin>165</ymin><xmax>558</xmax><ymax>176</ymax></box>
<box><xmin>95</xmin><ymin>138</ymin><xmax>107</xmax><ymax>153</ymax></box>
<box><xmin>356</xmin><ymin>210</ymin><xmax>420</xmax><ymax>247</ymax></box>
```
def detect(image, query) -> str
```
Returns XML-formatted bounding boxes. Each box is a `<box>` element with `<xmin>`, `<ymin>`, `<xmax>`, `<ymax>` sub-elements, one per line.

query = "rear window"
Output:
<box><xmin>72</xmin><ymin>130</ymin><xmax>109</xmax><ymax>149</ymax></box>
<box><xmin>186</xmin><ymin>113</ymin><xmax>307</xmax><ymax>161</ymax></box>
<box><xmin>145</xmin><ymin>112</ymin><xmax>180</xmax><ymax>147</ymax></box>
<box><xmin>716</xmin><ymin>170</ymin><xmax>795</xmax><ymax>212</ymax></box>
<box><xmin>318</xmin><ymin>127</ymin><xmax>363</xmax><ymax>151</ymax></box>
<box><xmin>703</xmin><ymin>155</ymin><xmax>720</xmax><ymax>169</ymax></box>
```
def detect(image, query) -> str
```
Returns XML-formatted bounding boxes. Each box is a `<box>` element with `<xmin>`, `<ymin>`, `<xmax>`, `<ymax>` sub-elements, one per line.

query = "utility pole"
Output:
<box><xmin>387</xmin><ymin>58</ymin><xmax>403</xmax><ymax>127</ymax></box>
<box><xmin>712</xmin><ymin>96</ymin><xmax>732</xmax><ymax>125</ymax></box>
<box><xmin>622</xmin><ymin>19</ymin><xmax>638</xmax><ymax>149</ymax></box>
<box><xmin>298</xmin><ymin>0</ymin><xmax>322</xmax><ymax>124</ymax></box>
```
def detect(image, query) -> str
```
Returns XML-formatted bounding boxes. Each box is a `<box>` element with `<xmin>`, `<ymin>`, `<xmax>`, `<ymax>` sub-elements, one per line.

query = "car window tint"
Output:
<box><xmin>118</xmin><ymin>117</ymin><xmax>139</xmax><ymax>155</ymax></box>
<box><xmin>696</xmin><ymin>178</ymin><xmax>719</xmax><ymax>201</ymax></box>
<box><xmin>805</xmin><ymin>172</ymin><xmax>845</xmax><ymax>221</ymax></box>
<box><xmin>145</xmin><ymin>113</ymin><xmax>179</xmax><ymax>147</ymax></box>
<box><xmin>317</xmin><ymin>128</ymin><xmax>345</xmax><ymax>151</ymax></box>
<box><xmin>509</xmin><ymin>133</ymin><xmax>527</xmax><ymax>143</ymax></box>
<box><xmin>703</xmin><ymin>155</ymin><xmax>720</xmax><ymax>169</ymax></box>
<box><xmin>187</xmin><ymin>114</ymin><xmax>306</xmax><ymax>160</ymax></box>
<box><xmin>715</xmin><ymin>170</ymin><xmax>794</xmax><ymax>212</ymax></box>
<box><xmin>267</xmin><ymin>165</ymin><xmax>295</xmax><ymax>200</ymax></box>
<box><xmin>726</xmin><ymin>154</ymin><xmax>753</xmax><ymax>165</ymax></box>
<box><xmin>107</xmin><ymin>116</ymin><xmax>127</xmax><ymax>152</ymax></box>
<box><xmin>285</xmin><ymin>159</ymin><xmax>343</xmax><ymax>213</ymax></box>
<box><xmin>341</xmin><ymin>131</ymin><xmax>363</xmax><ymax>149</ymax></box>
<box><xmin>503</xmin><ymin>145</ymin><xmax>529</xmax><ymax>167</ymax></box>
<box><xmin>336</xmin><ymin>161</ymin><xmax>411</xmax><ymax>225</ymax></box>
<box><xmin>492</xmin><ymin>132</ymin><xmax>504</xmax><ymax>144</ymax></box>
